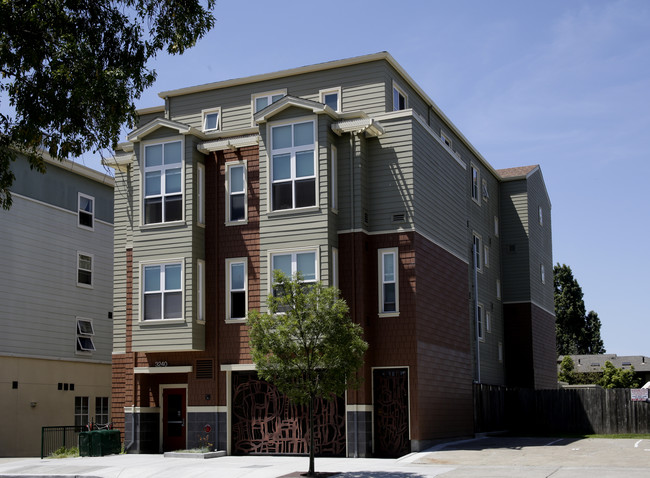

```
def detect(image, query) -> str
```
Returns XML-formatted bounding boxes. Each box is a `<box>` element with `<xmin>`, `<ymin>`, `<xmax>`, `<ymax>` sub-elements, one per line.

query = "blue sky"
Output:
<box><xmin>82</xmin><ymin>0</ymin><xmax>649</xmax><ymax>356</ymax></box>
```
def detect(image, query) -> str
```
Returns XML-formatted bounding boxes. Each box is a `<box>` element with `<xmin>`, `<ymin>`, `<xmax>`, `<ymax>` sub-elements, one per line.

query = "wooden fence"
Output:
<box><xmin>474</xmin><ymin>384</ymin><xmax>650</xmax><ymax>435</ymax></box>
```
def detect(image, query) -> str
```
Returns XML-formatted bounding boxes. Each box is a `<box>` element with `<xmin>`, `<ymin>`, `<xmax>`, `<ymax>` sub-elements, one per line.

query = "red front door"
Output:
<box><xmin>163</xmin><ymin>388</ymin><xmax>186</xmax><ymax>451</ymax></box>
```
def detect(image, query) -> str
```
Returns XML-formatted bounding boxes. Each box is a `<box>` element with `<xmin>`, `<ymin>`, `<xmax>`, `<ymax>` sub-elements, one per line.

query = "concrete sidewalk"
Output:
<box><xmin>0</xmin><ymin>437</ymin><xmax>648</xmax><ymax>477</ymax></box>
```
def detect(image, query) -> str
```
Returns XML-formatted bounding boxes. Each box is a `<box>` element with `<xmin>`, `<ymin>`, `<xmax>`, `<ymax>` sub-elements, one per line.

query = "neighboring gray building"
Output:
<box><xmin>107</xmin><ymin>52</ymin><xmax>555</xmax><ymax>457</ymax></box>
<box><xmin>0</xmin><ymin>152</ymin><xmax>114</xmax><ymax>457</ymax></box>
<box><xmin>559</xmin><ymin>354</ymin><xmax>650</xmax><ymax>385</ymax></box>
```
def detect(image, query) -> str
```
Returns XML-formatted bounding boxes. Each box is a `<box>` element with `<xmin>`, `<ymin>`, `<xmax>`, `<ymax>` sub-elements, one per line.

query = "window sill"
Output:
<box><xmin>265</xmin><ymin>206</ymin><xmax>321</xmax><ymax>218</ymax></box>
<box><xmin>77</xmin><ymin>283</ymin><xmax>94</xmax><ymax>290</ymax></box>
<box><xmin>78</xmin><ymin>224</ymin><xmax>95</xmax><ymax>232</ymax></box>
<box><xmin>139</xmin><ymin>318</ymin><xmax>186</xmax><ymax>326</ymax></box>
<box><xmin>225</xmin><ymin>220</ymin><xmax>248</xmax><ymax>227</ymax></box>
<box><xmin>140</xmin><ymin>220</ymin><xmax>187</xmax><ymax>231</ymax></box>
<box><xmin>378</xmin><ymin>312</ymin><xmax>400</xmax><ymax>318</ymax></box>
<box><xmin>225</xmin><ymin>318</ymin><xmax>247</xmax><ymax>324</ymax></box>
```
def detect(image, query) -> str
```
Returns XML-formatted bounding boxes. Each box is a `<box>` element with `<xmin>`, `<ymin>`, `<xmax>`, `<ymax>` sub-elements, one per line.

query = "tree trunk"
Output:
<box><xmin>308</xmin><ymin>395</ymin><xmax>315</xmax><ymax>476</ymax></box>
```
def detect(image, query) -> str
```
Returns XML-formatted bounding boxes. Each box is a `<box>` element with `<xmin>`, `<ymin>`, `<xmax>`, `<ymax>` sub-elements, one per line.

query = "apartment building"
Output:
<box><xmin>107</xmin><ymin>52</ymin><xmax>555</xmax><ymax>457</ymax></box>
<box><xmin>0</xmin><ymin>153</ymin><xmax>114</xmax><ymax>457</ymax></box>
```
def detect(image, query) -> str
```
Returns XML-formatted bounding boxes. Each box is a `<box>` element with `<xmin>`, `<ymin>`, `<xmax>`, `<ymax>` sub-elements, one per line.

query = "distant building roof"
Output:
<box><xmin>559</xmin><ymin>354</ymin><xmax>650</xmax><ymax>373</ymax></box>
<box><xmin>497</xmin><ymin>165</ymin><xmax>539</xmax><ymax>180</ymax></box>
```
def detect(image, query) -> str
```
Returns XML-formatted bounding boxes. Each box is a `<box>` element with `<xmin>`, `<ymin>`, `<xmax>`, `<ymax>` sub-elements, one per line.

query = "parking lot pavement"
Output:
<box><xmin>0</xmin><ymin>437</ymin><xmax>647</xmax><ymax>478</ymax></box>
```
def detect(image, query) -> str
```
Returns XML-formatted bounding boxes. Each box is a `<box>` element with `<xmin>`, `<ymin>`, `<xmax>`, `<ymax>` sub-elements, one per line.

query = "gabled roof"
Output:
<box><xmin>497</xmin><ymin>165</ymin><xmax>539</xmax><ymax>180</ymax></box>
<box><xmin>253</xmin><ymin>95</ymin><xmax>336</xmax><ymax>123</ymax></box>
<box><xmin>127</xmin><ymin>117</ymin><xmax>198</xmax><ymax>142</ymax></box>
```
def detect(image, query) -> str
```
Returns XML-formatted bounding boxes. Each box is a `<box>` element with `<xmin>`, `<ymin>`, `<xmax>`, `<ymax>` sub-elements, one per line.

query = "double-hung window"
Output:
<box><xmin>477</xmin><ymin>304</ymin><xmax>484</xmax><ymax>340</ymax></box>
<box><xmin>227</xmin><ymin>163</ymin><xmax>247</xmax><ymax>223</ymax></box>
<box><xmin>77</xmin><ymin>253</ymin><xmax>93</xmax><ymax>287</ymax></box>
<box><xmin>75</xmin><ymin>397</ymin><xmax>89</xmax><ymax>428</ymax></box>
<box><xmin>473</xmin><ymin>234</ymin><xmax>482</xmax><ymax>272</ymax></box>
<box><xmin>143</xmin><ymin>263</ymin><xmax>182</xmax><ymax>320</ymax></box>
<box><xmin>226</xmin><ymin>258</ymin><xmax>247</xmax><ymax>321</ymax></box>
<box><xmin>471</xmin><ymin>165</ymin><xmax>480</xmax><ymax>203</ymax></box>
<box><xmin>379</xmin><ymin>248</ymin><xmax>399</xmax><ymax>315</ymax></box>
<box><xmin>270</xmin><ymin>121</ymin><xmax>316</xmax><ymax>211</ymax></box>
<box><xmin>143</xmin><ymin>140</ymin><xmax>183</xmax><ymax>224</ymax></box>
<box><xmin>78</xmin><ymin>193</ymin><xmax>94</xmax><ymax>229</ymax></box>
<box><xmin>95</xmin><ymin>397</ymin><xmax>109</xmax><ymax>425</ymax></box>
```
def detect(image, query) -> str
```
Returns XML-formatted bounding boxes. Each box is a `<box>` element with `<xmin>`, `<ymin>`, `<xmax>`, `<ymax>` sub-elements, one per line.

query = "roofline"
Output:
<box><xmin>40</xmin><ymin>150</ymin><xmax>115</xmax><ymax>187</ymax></box>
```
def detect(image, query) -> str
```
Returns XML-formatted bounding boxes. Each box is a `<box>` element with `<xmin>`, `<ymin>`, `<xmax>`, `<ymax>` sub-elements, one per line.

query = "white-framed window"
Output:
<box><xmin>197</xmin><ymin>259</ymin><xmax>205</xmax><ymax>323</ymax></box>
<box><xmin>494</xmin><ymin>216</ymin><xmax>499</xmax><ymax>237</ymax></box>
<box><xmin>330</xmin><ymin>145</ymin><xmax>338</xmax><ymax>212</ymax></box>
<box><xmin>379</xmin><ymin>248</ymin><xmax>399</xmax><ymax>315</ymax></box>
<box><xmin>392</xmin><ymin>82</ymin><xmax>407</xmax><ymax>111</ymax></box>
<box><xmin>226</xmin><ymin>258</ymin><xmax>247</xmax><ymax>321</ymax></box>
<box><xmin>77</xmin><ymin>252</ymin><xmax>93</xmax><ymax>288</ymax></box>
<box><xmin>472</xmin><ymin>233</ymin><xmax>482</xmax><ymax>272</ymax></box>
<box><xmin>271</xmin><ymin>250</ymin><xmax>317</xmax><ymax>284</ymax></box>
<box><xmin>270</xmin><ymin>120</ymin><xmax>316</xmax><ymax>211</ymax></box>
<box><xmin>202</xmin><ymin>107</ymin><xmax>221</xmax><ymax>132</ymax></box>
<box><xmin>226</xmin><ymin>162</ymin><xmax>247</xmax><ymax>223</ymax></box>
<box><xmin>484</xmin><ymin>244</ymin><xmax>490</xmax><ymax>269</ymax></box>
<box><xmin>78</xmin><ymin>193</ymin><xmax>94</xmax><ymax>230</ymax></box>
<box><xmin>76</xmin><ymin>318</ymin><xmax>95</xmax><ymax>353</ymax></box>
<box><xmin>470</xmin><ymin>164</ymin><xmax>480</xmax><ymax>203</ymax></box>
<box><xmin>477</xmin><ymin>303</ymin><xmax>485</xmax><ymax>341</ymax></box>
<box><xmin>541</xmin><ymin>263</ymin><xmax>546</xmax><ymax>284</ymax></box>
<box><xmin>539</xmin><ymin>206</ymin><xmax>543</xmax><ymax>225</ymax></box>
<box><xmin>496</xmin><ymin>279</ymin><xmax>501</xmax><ymax>300</ymax></box>
<box><xmin>95</xmin><ymin>397</ymin><xmax>109</xmax><ymax>425</ymax></box>
<box><xmin>197</xmin><ymin>163</ymin><xmax>205</xmax><ymax>226</ymax></box>
<box><xmin>253</xmin><ymin>90</ymin><xmax>286</xmax><ymax>113</ymax></box>
<box><xmin>441</xmin><ymin>131</ymin><xmax>452</xmax><ymax>148</ymax></box>
<box><xmin>320</xmin><ymin>87</ymin><xmax>341</xmax><ymax>112</ymax></box>
<box><xmin>142</xmin><ymin>262</ymin><xmax>183</xmax><ymax>321</ymax></box>
<box><xmin>482</xmin><ymin>178</ymin><xmax>489</xmax><ymax>201</ymax></box>
<box><xmin>75</xmin><ymin>396</ymin><xmax>89</xmax><ymax>428</ymax></box>
<box><xmin>143</xmin><ymin>140</ymin><xmax>183</xmax><ymax>224</ymax></box>
<box><xmin>486</xmin><ymin>311</ymin><xmax>492</xmax><ymax>333</ymax></box>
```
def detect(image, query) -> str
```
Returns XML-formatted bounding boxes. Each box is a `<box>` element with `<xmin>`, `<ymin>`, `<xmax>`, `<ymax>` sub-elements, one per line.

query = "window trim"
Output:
<box><xmin>541</xmin><ymin>263</ymin><xmax>546</xmax><ymax>284</ymax></box>
<box><xmin>269</xmin><ymin>118</ymin><xmax>318</xmax><ymax>212</ymax></box>
<box><xmin>378</xmin><ymin>247</ymin><xmax>399</xmax><ymax>317</ymax></box>
<box><xmin>77</xmin><ymin>252</ymin><xmax>94</xmax><ymax>288</ymax></box>
<box><xmin>225</xmin><ymin>161</ymin><xmax>248</xmax><ymax>225</ymax></box>
<box><xmin>330</xmin><ymin>145</ymin><xmax>338</xmax><ymax>213</ymax></box>
<box><xmin>78</xmin><ymin>193</ymin><xmax>95</xmax><ymax>231</ymax></box>
<box><xmin>440</xmin><ymin>131</ymin><xmax>452</xmax><ymax>148</ymax></box>
<box><xmin>319</xmin><ymin>87</ymin><xmax>342</xmax><ymax>112</ymax></box>
<box><xmin>76</xmin><ymin>317</ymin><xmax>96</xmax><ymax>354</ymax></box>
<box><xmin>472</xmin><ymin>233</ymin><xmax>482</xmax><ymax>273</ymax></box>
<box><xmin>226</xmin><ymin>257</ymin><xmax>248</xmax><ymax>323</ymax></box>
<box><xmin>268</xmin><ymin>247</ymin><xmax>320</xmax><ymax>296</ymax></box>
<box><xmin>140</xmin><ymin>260</ymin><xmax>185</xmax><ymax>323</ymax></box>
<box><xmin>392</xmin><ymin>81</ymin><xmax>408</xmax><ymax>111</ymax></box>
<box><xmin>482</xmin><ymin>178</ymin><xmax>489</xmax><ymax>201</ymax></box>
<box><xmin>197</xmin><ymin>162</ymin><xmax>205</xmax><ymax>226</ymax></box>
<box><xmin>470</xmin><ymin>164</ymin><xmax>480</xmax><ymax>205</ymax></box>
<box><xmin>197</xmin><ymin>259</ymin><xmax>205</xmax><ymax>323</ymax></box>
<box><xmin>141</xmin><ymin>137</ymin><xmax>185</xmax><ymax>226</ymax></box>
<box><xmin>202</xmin><ymin>107</ymin><xmax>222</xmax><ymax>132</ymax></box>
<box><xmin>477</xmin><ymin>303</ymin><xmax>485</xmax><ymax>341</ymax></box>
<box><xmin>496</xmin><ymin>279</ymin><xmax>502</xmax><ymax>300</ymax></box>
<box><xmin>483</xmin><ymin>244</ymin><xmax>490</xmax><ymax>269</ymax></box>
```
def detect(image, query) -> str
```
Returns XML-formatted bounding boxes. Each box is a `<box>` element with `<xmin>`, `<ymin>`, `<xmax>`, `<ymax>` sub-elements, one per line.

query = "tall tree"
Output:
<box><xmin>554</xmin><ymin>263</ymin><xmax>605</xmax><ymax>355</ymax></box>
<box><xmin>0</xmin><ymin>0</ymin><xmax>216</xmax><ymax>209</ymax></box>
<box><xmin>248</xmin><ymin>272</ymin><xmax>368</xmax><ymax>476</ymax></box>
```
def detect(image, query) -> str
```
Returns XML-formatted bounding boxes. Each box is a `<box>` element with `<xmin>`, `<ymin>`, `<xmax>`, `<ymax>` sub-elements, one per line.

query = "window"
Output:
<box><xmin>202</xmin><ymin>107</ymin><xmax>221</xmax><ymax>132</ymax></box>
<box><xmin>271</xmin><ymin>251</ymin><xmax>317</xmax><ymax>283</ymax></box>
<box><xmin>482</xmin><ymin>178</ymin><xmax>489</xmax><ymax>201</ymax></box>
<box><xmin>441</xmin><ymin>131</ymin><xmax>452</xmax><ymax>148</ymax></box>
<box><xmin>197</xmin><ymin>163</ymin><xmax>205</xmax><ymax>226</ymax></box>
<box><xmin>143</xmin><ymin>140</ymin><xmax>183</xmax><ymax>224</ymax></box>
<box><xmin>226</xmin><ymin>258</ymin><xmax>247</xmax><ymax>321</ymax></box>
<box><xmin>494</xmin><ymin>216</ymin><xmax>499</xmax><ymax>237</ymax></box>
<box><xmin>484</xmin><ymin>244</ymin><xmax>490</xmax><ymax>269</ymax></box>
<box><xmin>76</xmin><ymin>318</ymin><xmax>95</xmax><ymax>352</ymax></box>
<box><xmin>539</xmin><ymin>206</ymin><xmax>543</xmax><ymax>225</ymax></box>
<box><xmin>541</xmin><ymin>264</ymin><xmax>545</xmax><ymax>284</ymax></box>
<box><xmin>496</xmin><ymin>279</ymin><xmax>501</xmax><ymax>300</ymax></box>
<box><xmin>197</xmin><ymin>260</ymin><xmax>205</xmax><ymax>322</ymax></box>
<box><xmin>471</xmin><ymin>165</ymin><xmax>480</xmax><ymax>203</ymax></box>
<box><xmin>332</xmin><ymin>247</ymin><xmax>339</xmax><ymax>289</ymax></box>
<box><xmin>226</xmin><ymin>163</ymin><xmax>247</xmax><ymax>223</ymax></box>
<box><xmin>477</xmin><ymin>304</ymin><xmax>484</xmax><ymax>340</ymax></box>
<box><xmin>472</xmin><ymin>234</ymin><xmax>482</xmax><ymax>272</ymax></box>
<box><xmin>77</xmin><ymin>253</ymin><xmax>93</xmax><ymax>287</ymax></box>
<box><xmin>143</xmin><ymin>263</ymin><xmax>182</xmax><ymax>320</ymax></box>
<box><xmin>270</xmin><ymin>121</ymin><xmax>316</xmax><ymax>211</ymax></box>
<box><xmin>75</xmin><ymin>396</ymin><xmax>89</xmax><ymax>428</ymax></box>
<box><xmin>95</xmin><ymin>397</ymin><xmax>109</xmax><ymax>425</ymax></box>
<box><xmin>253</xmin><ymin>90</ymin><xmax>286</xmax><ymax>113</ymax></box>
<box><xmin>330</xmin><ymin>145</ymin><xmax>338</xmax><ymax>211</ymax></box>
<box><xmin>392</xmin><ymin>82</ymin><xmax>407</xmax><ymax>111</ymax></box>
<box><xmin>320</xmin><ymin>87</ymin><xmax>341</xmax><ymax>112</ymax></box>
<box><xmin>498</xmin><ymin>342</ymin><xmax>503</xmax><ymax>363</ymax></box>
<box><xmin>379</xmin><ymin>248</ymin><xmax>399</xmax><ymax>315</ymax></box>
<box><xmin>486</xmin><ymin>311</ymin><xmax>491</xmax><ymax>333</ymax></box>
<box><xmin>78</xmin><ymin>193</ymin><xmax>94</xmax><ymax>229</ymax></box>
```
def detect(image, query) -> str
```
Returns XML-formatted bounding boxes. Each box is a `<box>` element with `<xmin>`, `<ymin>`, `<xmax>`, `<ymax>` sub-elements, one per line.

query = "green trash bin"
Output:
<box><xmin>78</xmin><ymin>431</ymin><xmax>91</xmax><ymax>457</ymax></box>
<box><xmin>95</xmin><ymin>430</ymin><xmax>121</xmax><ymax>456</ymax></box>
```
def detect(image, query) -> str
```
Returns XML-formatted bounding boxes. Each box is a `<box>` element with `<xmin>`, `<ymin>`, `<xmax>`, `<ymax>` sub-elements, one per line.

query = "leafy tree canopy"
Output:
<box><xmin>558</xmin><ymin>357</ymin><xmax>640</xmax><ymax>388</ymax></box>
<box><xmin>248</xmin><ymin>271</ymin><xmax>368</xmax><ymax>475</ymax></box>
<box><xmin>0</xmin><ymin>0</ymin><xmax>215</xmax><ymax>209</ymax></box>
<box><xmin>554</xmin><ymin>263</ymin><xmax>605</xmax><ymax>355</ymax></box>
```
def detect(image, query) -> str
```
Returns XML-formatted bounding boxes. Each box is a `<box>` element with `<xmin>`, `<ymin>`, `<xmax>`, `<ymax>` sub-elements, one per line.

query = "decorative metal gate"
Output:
<box><xmin>373</xmin><ymin>367</ymin><xmax>410</xmax><ymax>457</ymax></box>
<box><xmin>231</xmin><ymin>371</ymin><xmax>345</xmax><ymax>456</ymax></box>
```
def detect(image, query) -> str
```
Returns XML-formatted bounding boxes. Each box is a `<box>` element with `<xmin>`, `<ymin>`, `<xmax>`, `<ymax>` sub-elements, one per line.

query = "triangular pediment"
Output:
<box><xmin>127</xmin><ymin>117</ymin><xmax>195</xmax><ymax>142</ymax></box>
<box><xmin>253</xmin><ymin>95</ymin><xmax>338</xmax><ymax>124</ymax></box>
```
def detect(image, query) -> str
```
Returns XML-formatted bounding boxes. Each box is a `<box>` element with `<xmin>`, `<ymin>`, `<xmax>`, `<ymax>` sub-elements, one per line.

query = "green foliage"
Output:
<box><xmin>558</xmin><ymin>356</ymin><xmax>576</xmax><ymax>383</ymax></box>
<box><xmin>599</xmin><ymin>361</ymin><xmax>640</xmax><ymax>389</ymax></box>
<box><xmin>49</xmin><ymin>446</ymin><xmax>79</xmax><ymax>458</ymax></box>
<box><xmin>554</xmin><ymin>264</ymin><xmax>605</xmax><ymax>355</ymax></box>
<box><xmin>0</xmin><ymin>0</ymin><xmax>216</xmax><ymax>209</ymax></box>
<box><xmin>248</xmin><ymin>271</ymin><xmax>368</xmax><ymax>475</ymax></box>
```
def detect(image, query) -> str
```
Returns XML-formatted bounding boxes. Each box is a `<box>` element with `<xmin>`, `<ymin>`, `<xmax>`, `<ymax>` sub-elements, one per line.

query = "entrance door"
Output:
<box><xmin>162</xmin><ymin>388</ymin><xmax>186</xmax><ymax>452</ymax></box>
<box><xmin>373</xmin><ymin>368</ymin><xmax>410</xmax><ymax>457</ymax></box>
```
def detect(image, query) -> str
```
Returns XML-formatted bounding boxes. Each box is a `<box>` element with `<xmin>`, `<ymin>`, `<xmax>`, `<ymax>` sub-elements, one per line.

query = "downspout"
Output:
<box><xmin>473</xmin><ymin>242</ymin><xmax>481</xmax><ymax>384</ymax></box>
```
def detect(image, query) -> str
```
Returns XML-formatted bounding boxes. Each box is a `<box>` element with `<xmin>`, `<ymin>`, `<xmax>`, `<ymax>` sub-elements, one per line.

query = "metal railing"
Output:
<box><xmin>41</xmin><ymin>426</ymin><xmax>85</xmax><ymax>459</ymax></box>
